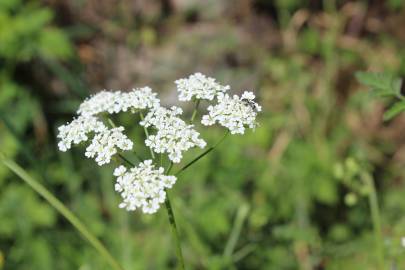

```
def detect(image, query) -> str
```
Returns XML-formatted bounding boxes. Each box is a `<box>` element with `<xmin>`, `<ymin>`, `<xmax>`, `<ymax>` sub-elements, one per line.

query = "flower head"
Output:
<box><xmin>201</xmin><ymin>91</ymin><xmax>261</xmax><ymax>134</ymax></box>
<box><xmin>140</xmin><ymin>106</ymin><xmax>206</xmax><ymax>163</ymax></box>
<box><xmin>175</xmin><ymin>72</ymin><xmax>230</xmax><ymax>101</ymax></box>
<box><xmin>85</xmin><ymin>126</ymin><xmax>133</xmax><ymax>166</ymax></box>
<box><xmin>77</xmin><ymin>87</ymin><xmax>160</xmax><ymax>117</ymax></box>
<box><xmin>57</xmin><ymin>115</ymin><xmax>107</xmax><ymax>152</ymax></box>
<box><xmin>114</xmin><ymin>160</ymin><xmax>177</xmax><ymax>214</ymax></box>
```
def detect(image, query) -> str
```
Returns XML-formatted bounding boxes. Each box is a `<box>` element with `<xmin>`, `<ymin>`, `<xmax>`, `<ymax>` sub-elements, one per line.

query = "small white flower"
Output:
<box><xmin>140</xmin><ymin>106</ymin><xmax>207</xmax><ymax>163</ymax></box>
<box><xmin>175</xmin><ymin>72</ymin><xmax>230</xmax><ymax>101</ymax></box>
<box><xmin>77</xmin><ymin>87</ymin><xmax>160</xmax><ymax>117</ymax></box>
<box><xmin>114</xmin><ymin>160</ymin><xmax>177</xmax><ymax>214</ymax></box>
<box><xmin>57</xmin><ymin>116</ymin><xmax>107</xmax><ymax>152</ymax></box>
<box><xmin>85</xmin><ymin>127</ymin><xmax>133</xmax><ymax>166</ymax></box>
<box><xmin>402</xmin><ymin>237</ymin><xmax>405</xmax><ymax>248</ymax></box>
<box><xmin>201</xmin><ymin>91</ymin><xmax>261</xmax><ymax>134</ymax></box>
<box><xmin>114</xmin><ymin>165</ymin><xmax>127</xmax><ymax>177</ymax></box>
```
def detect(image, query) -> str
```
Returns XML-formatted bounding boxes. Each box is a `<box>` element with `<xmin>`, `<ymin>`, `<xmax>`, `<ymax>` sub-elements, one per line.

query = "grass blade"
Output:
<box><xmin>223</xmin><ymin>204</ymin><xmax>250</xmax><ymax>258</ymax></box>
<box><xmin>0</xmin><ymin>153</ymin><xmax>125</xmax><ymax>270</ymax></box>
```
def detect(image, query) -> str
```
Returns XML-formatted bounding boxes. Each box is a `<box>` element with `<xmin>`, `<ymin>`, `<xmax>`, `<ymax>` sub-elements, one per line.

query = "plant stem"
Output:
<box><xmin>190</xmin><ymin>99</ymin><xmax>201</xmax><ymax>123</ymax></box>
<box><xmin>0</xmin><ymin>154</ymin><xmax>125</xmax><ymax>270</ymax></box>
<box><xmin>139</xmin><ymin>112</ymin><xmax>155</xmax><ymax>159</ymax></box>
<box><xmin>116</xmin><ymin>154</ymin><xmax>184</xmax><ymax>269</ymax></box>
<box><xmin>175</xmin><ymin>131</ymin><xmax>229</xmax><ymax>176</ymax></box>
<box><xmin>118</xmin><ymin>154</ymin><xmax>135</xmax><ymax>167</ymax></box>
<box><xmin>166</xmin><ymin>161</ymin><xmax>173</xmax><ymax>174</ymax></box>
<box><xmin>164</xmin><ymin>162</ymin><xmax>185</xmax><ymax>269</ymax></box>
<box><xmin>160</xmin><ymin>153</ymin><xmax>163</xmax><ymax>167</ymax></box>
<box><xmin>164</xmin><ymin>191</ymin><xmax>185</xmax><ymax>270</ymax></box>
<box><xmin>363</xmin><ymin>172</ymin><xmax>385</xmax><ymax>270</ymax></box>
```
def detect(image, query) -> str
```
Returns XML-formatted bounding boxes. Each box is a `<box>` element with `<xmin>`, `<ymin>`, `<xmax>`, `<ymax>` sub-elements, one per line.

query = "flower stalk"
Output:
<box><xmin>175</xmin><ymin>131</ymin><xmax>229</xmax><ymax>176</ymax></box>
<box><xmin>165</xmin><ymin>191</ymin><xmax>185</xmax><ymax>270</ymax></box>
<box><xmin>190</xmin><ymin>99</ymin><xmax>201</xmax><ymax>123</ymax></box>
<box><xmin>139</xmin><ymin>112</ymin><xmax>155</xmax><ymax>159</ymax></box>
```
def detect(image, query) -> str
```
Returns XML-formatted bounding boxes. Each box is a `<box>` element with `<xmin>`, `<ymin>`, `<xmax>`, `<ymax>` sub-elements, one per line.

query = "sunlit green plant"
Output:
<box><xmin>2</xmin><ymin>73</ymin><xmax>261</xmax><ymax>269</ymax></box>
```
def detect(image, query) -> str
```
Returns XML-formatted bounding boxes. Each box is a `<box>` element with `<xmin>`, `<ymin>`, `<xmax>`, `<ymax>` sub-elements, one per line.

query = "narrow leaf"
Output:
<box><xmin>0</xmin><ymin>154</ymin><xmax>125</xmax><ymax>270</ymax></box>
<box><xmin>383</xmin><ymin>101</ymin><xmax>405</xmax><ymax>121</ymax></box>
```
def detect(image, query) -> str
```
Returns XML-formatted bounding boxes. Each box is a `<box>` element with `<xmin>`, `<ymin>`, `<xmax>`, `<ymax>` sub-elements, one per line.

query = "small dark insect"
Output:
<box><xmin>241</xmin><ymin>98</ymin><xmax>258</xmax><ymax>111</ymax></box>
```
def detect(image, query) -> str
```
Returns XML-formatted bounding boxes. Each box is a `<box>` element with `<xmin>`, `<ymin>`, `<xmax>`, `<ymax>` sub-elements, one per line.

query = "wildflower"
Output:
<box><xmin>402</xmin><ymin>237</ymin><xmax>405</xmax><ymax>248</ymax></box>
<box><xmin>175</xmin><ymin>72</ymin><xmax>230</xmax><ymax>101</ymax></box>
<box><xmin>85</xmin><ymin>127</ymin><xmax>133</xmax><ymax>166</ymax></box>
<box><xmin>114</xmin><ymin>160</ymin><xmax>177</xmax><ymax>214</ymax></box>
<box><xmin>57</xmin><ymin>115</ymin><xmax>107</xmax><ymax>152</ymax></box>
<box><xmin>140</xmin><ymin>106</ymin><xmax>206</xmax><ymax>163</ymax></box>
<box><xmin>201</xmin><ymin>91</ymin><xmax>261</xmax><ymax>134</ymax></box>
<box><xmin>77</xmin><ymin>87</ymin><xmax>160</xmax><ymax>117</ymax></box>
<box><xmin>56</xmin><ymin>75</ymin><xmax>261</xmax><ymax>215</ymax></box>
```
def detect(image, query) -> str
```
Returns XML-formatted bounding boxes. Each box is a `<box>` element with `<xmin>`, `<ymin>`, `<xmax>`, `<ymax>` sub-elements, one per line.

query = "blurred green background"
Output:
<box><xmin>1</xmin><ymin>0</ymin><xmax>405</xmax><ymax>269</ymax></box>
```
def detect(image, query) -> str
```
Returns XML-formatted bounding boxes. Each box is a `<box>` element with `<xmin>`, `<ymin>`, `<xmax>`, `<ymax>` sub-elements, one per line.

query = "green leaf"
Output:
<box><xmin>355</xmin><ymin>71</ymin><xmax>402</xmax><ymax>97</ymax></box>
<box><xmin>383</xmin><ymin>101</ymin><xmax>405</xmax><ymax>121</ymax></box>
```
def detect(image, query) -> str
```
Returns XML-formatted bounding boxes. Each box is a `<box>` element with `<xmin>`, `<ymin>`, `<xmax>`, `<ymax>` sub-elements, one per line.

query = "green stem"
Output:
<box><xmin>363</xmin><ymin>173</ymin><xmax>385</xmax><ymax>270</ymax></box>
<box><xmin>175</xmin><ymin>131</ymin><xmax>229</xmax><ymax>176</ymax></box>
<box><xmin>164</xmin><ymin>191</ymin><xmax>185</xmax><ymax>270</ymax></box>
<box><xmin>107</xmin><ymin>118</ymin><xmax>116</xmax><ymax>128</ymax></box>
<box><xmin>116</xmin><ymin>154</ymin><xmax>185</xmax><ymax>270</ymax></box>
<box><xmin>139</xmin><ymin>112</ymin><xmax>155</xmax><ymax>159</ymax></box>
<box><xmin>0</xmin><ymin>154</ymin><xmax>125</xmax><ymax>270</ymax></box>
<box><xmin>166</xmin><ymin>161</ymin><xmax>174</xmax><ymax>174</ymax></box>
<box><xmin>164</xmin><ymin>161</ymin><xmax>185</xmax><ymax>269</ymax></box>
<box><xmin>190</xmin><ymin>99</ymin><xmax>201</xmax><ymax>123</ymax></box>
<box><xmin>160</xmin><ymin>153</ymin><xmax>163</xmax><ymax>167</ymax></box>
<box><xmin>118</xmin><ymin>154</ymin><xmax>136</xmax><ymax>167</ymax></box>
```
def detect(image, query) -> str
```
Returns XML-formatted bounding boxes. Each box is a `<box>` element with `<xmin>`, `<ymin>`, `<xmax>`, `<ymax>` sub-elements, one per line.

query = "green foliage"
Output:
<box><xmin>1</xmin><ymin>1</ymin><xmax>405</xmax><ymax>270</ymax></box>
<box><xmin>355</xmin><ymin>72</ymin><xmax>402</xmax><ymax>98</ymax></box>
<box><xmin>0</xmin><ymin>0</ymin><xmax>72</xmax><ymax>60</ymax></box>
<box><xmin>356</xmin><ymin>71</ymin><xmax>405</xmax><ymax>120</ymax></box>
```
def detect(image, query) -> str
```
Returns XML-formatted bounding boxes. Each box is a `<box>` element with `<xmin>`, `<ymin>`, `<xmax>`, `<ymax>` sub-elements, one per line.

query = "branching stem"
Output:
<box><xmin>190</xmin><ymin>99</ymin><xmax>201</xmax><ymax>123</ymax></box>
<box><xmin>175</xmin><ymin>131</ymin><xmax>229</xmax><ymax>176</ymax></box>
<box><xmin>139</xmin><ymin>112</ymin><xmax>155</xmax><ymax>159</ymax></box>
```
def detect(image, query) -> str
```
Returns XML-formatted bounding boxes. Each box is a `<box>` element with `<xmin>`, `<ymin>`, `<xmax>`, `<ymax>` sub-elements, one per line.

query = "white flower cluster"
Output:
<box><xmin>202</xmin><ymin>91</ymin><xmax>261</xmax><ymax>134</ymax></box>
<box><xmin>57</xmin><ymin>87</ymin><xmax>158</xmax><ymax>165</ymax></box>
<box><xmin>140</xmin><ymin>106</ymin><xmax>206</xmax><ymax>163</ymax></box>
<box><xmin>85</xmin><ymin>127</ymin><xmax>133</xmax><ymax>166</ymax></box>
<box><xmin>114</xmin><ymin>160</ymin><xmax>177</xmax><ymax>214</ymax></box>
<box><xmin>57</xmin><ymin>115</ymin><xmax>107</xmax><ymax>152</ymax></box>
<box><xmin>57</xmin><ymin>74</ymin><xmax>261</xmax><ymax>214</ymax></box>
<box><xmin>175</xmin><ymin>72</ymin><xmax>230</xmax><ymax>101</ymax></box>
<box><xmin>77</xmin><ymin>87</ymin><xmax>159</xmax><ymax>116</ymax></box>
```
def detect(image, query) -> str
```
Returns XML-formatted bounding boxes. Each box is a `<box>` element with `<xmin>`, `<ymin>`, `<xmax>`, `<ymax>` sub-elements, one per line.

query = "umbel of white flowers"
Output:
<box><xmin>57</xmin><ymin>73</ymin><xmax>261</xmax><ymax>213</ymax></box>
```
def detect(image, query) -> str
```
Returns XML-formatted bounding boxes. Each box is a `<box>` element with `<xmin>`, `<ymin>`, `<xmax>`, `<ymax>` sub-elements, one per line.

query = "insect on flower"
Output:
<box><xmin>241</xmin><ymin>98</ymin><xmax>260</xmax><ymax>111</ymax></box>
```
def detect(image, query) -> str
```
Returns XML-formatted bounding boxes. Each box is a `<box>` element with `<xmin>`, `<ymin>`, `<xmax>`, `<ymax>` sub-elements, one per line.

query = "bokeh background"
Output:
<box><xmin>1</xmin><ymin>0</ymin><xmax>405</xmax><ymax>269</ymax></box>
